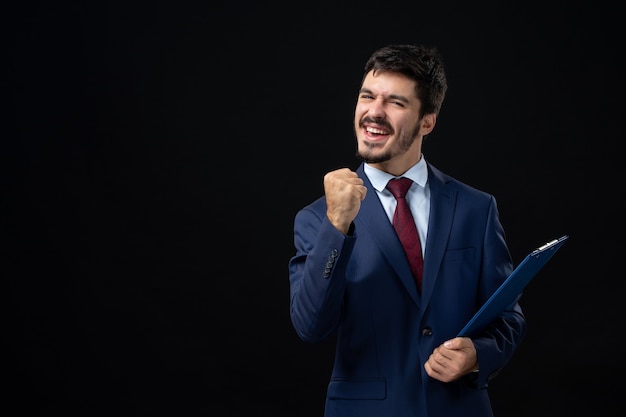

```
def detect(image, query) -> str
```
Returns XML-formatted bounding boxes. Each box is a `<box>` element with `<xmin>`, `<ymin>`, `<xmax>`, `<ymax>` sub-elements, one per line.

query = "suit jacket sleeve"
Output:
<box><xmin>288</xmin><ymin>198</ymin><xmax>354</xmax><ymax>343</ymax></box>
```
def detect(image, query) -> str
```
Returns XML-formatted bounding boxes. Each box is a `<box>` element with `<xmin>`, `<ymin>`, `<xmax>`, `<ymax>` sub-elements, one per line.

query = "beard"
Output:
<box><xmin>355</xmin><ymin>118</ymin><xmax>422</xmax><ymax>164</ymax></box>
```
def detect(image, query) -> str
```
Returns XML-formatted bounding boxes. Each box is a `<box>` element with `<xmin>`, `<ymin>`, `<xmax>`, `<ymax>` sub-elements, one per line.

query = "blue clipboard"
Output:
<box><xmin>457</xmin><ymin>235</ymin><xmax>569</xmax><ymax>337</ymax></box>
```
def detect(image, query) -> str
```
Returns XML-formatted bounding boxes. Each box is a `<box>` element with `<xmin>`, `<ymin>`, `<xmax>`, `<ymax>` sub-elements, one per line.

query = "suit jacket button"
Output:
<box><xmin>421</xmin><ymin>328</ymin><xmax>432</xmax><ymax>336</ymax></box>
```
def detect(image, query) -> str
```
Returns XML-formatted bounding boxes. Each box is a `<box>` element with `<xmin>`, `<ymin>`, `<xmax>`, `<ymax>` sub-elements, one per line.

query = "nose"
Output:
<box><xmin>368</xmin><ymin>98</ymin><xmax>386</xmax><ymax>118</ymax></box>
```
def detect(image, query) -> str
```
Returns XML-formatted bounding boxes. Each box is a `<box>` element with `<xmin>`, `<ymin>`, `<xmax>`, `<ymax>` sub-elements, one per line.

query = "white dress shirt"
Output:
<box><xmin>364</xmin><ymin>156</ymin><xmax>430</xmax><ymax>256</ymax></box>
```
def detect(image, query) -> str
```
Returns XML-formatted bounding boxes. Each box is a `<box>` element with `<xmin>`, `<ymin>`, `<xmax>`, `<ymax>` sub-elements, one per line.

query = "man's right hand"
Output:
<box><xmin>324</xmin><ymin>168</ymin><xmax>367</xmax><ymax>234</ymax></box>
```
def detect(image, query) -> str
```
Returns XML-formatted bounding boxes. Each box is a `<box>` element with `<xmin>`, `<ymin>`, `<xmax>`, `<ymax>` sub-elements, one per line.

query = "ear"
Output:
<box><xmin>420</xmin><ymin>113</ymin><xmax>437</xmax><ymax>136</ymax></box>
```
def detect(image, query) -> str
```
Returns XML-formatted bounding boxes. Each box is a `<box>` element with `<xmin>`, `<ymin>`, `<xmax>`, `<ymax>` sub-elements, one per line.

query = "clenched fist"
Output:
<box><xmin>324</xmin><ymin>168</ymin><xmax>367</xmax><ymax>234</ymax></box>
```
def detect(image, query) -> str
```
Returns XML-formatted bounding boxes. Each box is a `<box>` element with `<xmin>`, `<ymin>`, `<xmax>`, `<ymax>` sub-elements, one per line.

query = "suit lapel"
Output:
<box><xmin>420</xmin><ymin>164</ymin><xmax>456</xmax><ymax>310</ymax></box>
<box><xmin>354</xmin><ymin>164</ymin><xmax>421</xmax><ymax>307</ymax></box>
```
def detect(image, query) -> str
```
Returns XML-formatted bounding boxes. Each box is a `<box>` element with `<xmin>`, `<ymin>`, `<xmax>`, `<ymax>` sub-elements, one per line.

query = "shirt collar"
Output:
<box><xmin>364</xmin><ymin>155</ymin><xmax>428</xmax><ymax>193</ymax></box>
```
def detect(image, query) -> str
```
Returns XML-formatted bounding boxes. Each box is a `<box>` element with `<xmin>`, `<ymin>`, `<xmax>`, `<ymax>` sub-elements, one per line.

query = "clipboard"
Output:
<box><xmin>457</xmin><ymin>235</ymin><xmax>569</xmax><ymax>337</ymax></box>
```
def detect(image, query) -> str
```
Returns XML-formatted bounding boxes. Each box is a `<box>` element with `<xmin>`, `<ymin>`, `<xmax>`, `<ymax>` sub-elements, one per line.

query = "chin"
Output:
<box><xmin>358</xmin><ymin>150</ymin><xmax>391</xmax><ymax>164</ymax></box>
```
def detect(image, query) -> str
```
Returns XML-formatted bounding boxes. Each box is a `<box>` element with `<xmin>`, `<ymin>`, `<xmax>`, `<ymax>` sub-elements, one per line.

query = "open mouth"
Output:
<box><xmin>364</xmin><ymin>124</ymin><xmax>392</xmax><ymax>140</ymax></box>
<box><xmin>366</xmin><ymin>126</ymin><xmax>388</xmax><ymax>135</ymax></box>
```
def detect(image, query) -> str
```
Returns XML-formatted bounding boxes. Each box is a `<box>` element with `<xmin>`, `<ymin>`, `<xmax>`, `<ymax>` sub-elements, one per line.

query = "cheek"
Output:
<box><xmin>354</xmin><ymin>103</ymin><xmax>368</xmax><ymax>120</ymax></box>
<box><xmin>353</xmin><ymin>115</ymin><xmax>363</xmax><ymax>131</ymax></box>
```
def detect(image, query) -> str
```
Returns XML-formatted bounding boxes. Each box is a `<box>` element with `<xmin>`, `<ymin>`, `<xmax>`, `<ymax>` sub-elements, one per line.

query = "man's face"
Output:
<box><xmin>354</xmin><ymin>70</ymin><xmax>424</xmax><ymax>164</ymax></box>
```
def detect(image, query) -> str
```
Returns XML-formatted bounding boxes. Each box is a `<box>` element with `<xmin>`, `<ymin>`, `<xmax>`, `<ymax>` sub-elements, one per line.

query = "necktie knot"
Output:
<box><xmin>386</xmin><ymin>177</ymin><xmax>413</xmax><ymax>199</ymax></box>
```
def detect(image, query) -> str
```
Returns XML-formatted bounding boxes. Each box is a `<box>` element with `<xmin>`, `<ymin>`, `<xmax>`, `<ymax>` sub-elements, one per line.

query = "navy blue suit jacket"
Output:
<box><xmin>289</xmin><ymin>162</ymin><xmax>527</xmax><ymax>417</ymax></box>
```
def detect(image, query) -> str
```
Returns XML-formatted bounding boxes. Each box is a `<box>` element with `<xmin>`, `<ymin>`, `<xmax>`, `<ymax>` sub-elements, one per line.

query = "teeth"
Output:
<box><xmin>366</xmin><ymin>127</ymin><xmax>386</xmax><ymax>134</ymax></box>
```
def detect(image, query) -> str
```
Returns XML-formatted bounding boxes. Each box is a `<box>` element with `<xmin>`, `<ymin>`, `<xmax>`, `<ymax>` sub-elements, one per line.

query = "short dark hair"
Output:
<box><xmin>363</xmin><ymin>44</ymin><xmax>448</xmax><ymax>117</ymax></box>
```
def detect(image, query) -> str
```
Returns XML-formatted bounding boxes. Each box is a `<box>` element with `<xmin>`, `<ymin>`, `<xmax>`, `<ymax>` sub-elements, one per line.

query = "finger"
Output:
<box><xmin>431</xmin><ymin>349</ymin><xmax>450</xmax><ymax>367</ymax></box>
<box><xmin>443</xmin><ymin>337</ymin><xmax>469</xmax><ymax>350</ymax></box>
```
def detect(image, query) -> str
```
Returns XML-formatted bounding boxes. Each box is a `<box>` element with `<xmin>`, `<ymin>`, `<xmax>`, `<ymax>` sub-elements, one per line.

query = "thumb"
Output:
<box><xmin>443</xmin><ymin>337</ymin><xmax>463</xmax><ymax>349</ymax></box>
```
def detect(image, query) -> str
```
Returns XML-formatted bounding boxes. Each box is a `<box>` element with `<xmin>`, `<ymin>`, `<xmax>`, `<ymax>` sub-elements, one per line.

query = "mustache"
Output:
<box><xmin>359</xmin><ymin>117</ymin><xmax>393</xmax><ymax>132</ymax></box>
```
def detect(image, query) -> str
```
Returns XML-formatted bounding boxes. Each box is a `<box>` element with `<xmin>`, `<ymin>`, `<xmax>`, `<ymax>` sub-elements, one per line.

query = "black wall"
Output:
<box><xmin>5</xmin><ymin>1</ymin><xmax>624</xmax><ymax>416</ymax></box>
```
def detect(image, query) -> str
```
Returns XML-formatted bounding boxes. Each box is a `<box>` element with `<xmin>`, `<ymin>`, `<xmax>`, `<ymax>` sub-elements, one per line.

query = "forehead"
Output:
<box><xmin>362</xmin><ymin>70</ymin><xmax>418</xmax><ymax>99</ymax></box>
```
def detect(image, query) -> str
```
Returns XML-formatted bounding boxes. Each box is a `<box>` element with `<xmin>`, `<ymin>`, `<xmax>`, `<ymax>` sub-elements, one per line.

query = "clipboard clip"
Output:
<box><xmin>533</xmin><ymin>235</ymin><xmax>569</xmax><ymax>253</ymax></box>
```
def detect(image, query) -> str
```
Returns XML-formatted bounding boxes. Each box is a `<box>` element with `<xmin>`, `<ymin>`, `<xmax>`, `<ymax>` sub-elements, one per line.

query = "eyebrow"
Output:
<box><xmin>359</xmin><ymin>88</ymin><xmax>411</xmax><ymax>104</ymax></box>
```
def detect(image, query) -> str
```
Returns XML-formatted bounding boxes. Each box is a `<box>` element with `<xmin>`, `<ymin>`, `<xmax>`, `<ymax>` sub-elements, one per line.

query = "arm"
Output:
<box><xmin>288</xmin><ymin>168</ymin><xmax>367</xmax><ymax>343</ymax></box>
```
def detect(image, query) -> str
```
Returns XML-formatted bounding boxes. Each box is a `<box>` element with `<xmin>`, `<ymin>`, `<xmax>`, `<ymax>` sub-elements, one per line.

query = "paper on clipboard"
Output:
<box><xmin>457</xmin><ymin>235</ymin><xmax>569</xmax><ymax>337</ymax></box>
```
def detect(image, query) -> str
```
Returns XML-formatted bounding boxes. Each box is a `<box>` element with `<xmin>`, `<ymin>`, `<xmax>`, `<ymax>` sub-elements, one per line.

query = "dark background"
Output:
<box><xmin>4</xmin><ymin>1</ymin><xmax>624</xmax><ymax>416</ymax></box>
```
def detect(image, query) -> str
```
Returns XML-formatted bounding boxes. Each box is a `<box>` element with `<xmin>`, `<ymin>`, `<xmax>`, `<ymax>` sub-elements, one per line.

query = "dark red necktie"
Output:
<box><xmin>387</xmin><ymin>177</ymin><xmax>423</xmax><ymax>292</ymax></box>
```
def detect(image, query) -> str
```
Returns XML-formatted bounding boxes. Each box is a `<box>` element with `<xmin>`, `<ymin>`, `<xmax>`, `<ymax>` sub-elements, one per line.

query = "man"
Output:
<box><xmin>288</xmin><ymin>44</ymin><xmax>526</xmax><ymax>417</ymax></box>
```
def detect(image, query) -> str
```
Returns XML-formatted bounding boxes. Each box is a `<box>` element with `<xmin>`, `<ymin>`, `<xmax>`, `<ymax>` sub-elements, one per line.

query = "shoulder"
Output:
<box><xmin>427</xmin><ymin>162</ymin><xmax>496</xmax><ymax>202</ymax></box>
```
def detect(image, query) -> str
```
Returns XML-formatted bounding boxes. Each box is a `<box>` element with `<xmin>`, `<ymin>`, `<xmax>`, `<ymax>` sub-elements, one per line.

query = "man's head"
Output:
<box><xmin>363</xmin><ymin>44</ymin><xmax>447</xmax><ymax>117</ymax></box>
<box><xmin>354</xmin><ymin>44</ymin><xmax>448</xmax><ymax>174</ymax></box>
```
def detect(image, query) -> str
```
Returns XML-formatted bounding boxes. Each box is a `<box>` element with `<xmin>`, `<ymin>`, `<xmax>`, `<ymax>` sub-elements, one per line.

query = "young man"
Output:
<box><xmin>288</xmin><ymin>44</ymin><xmax>526</xmax><ymax>417</ymax></box>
